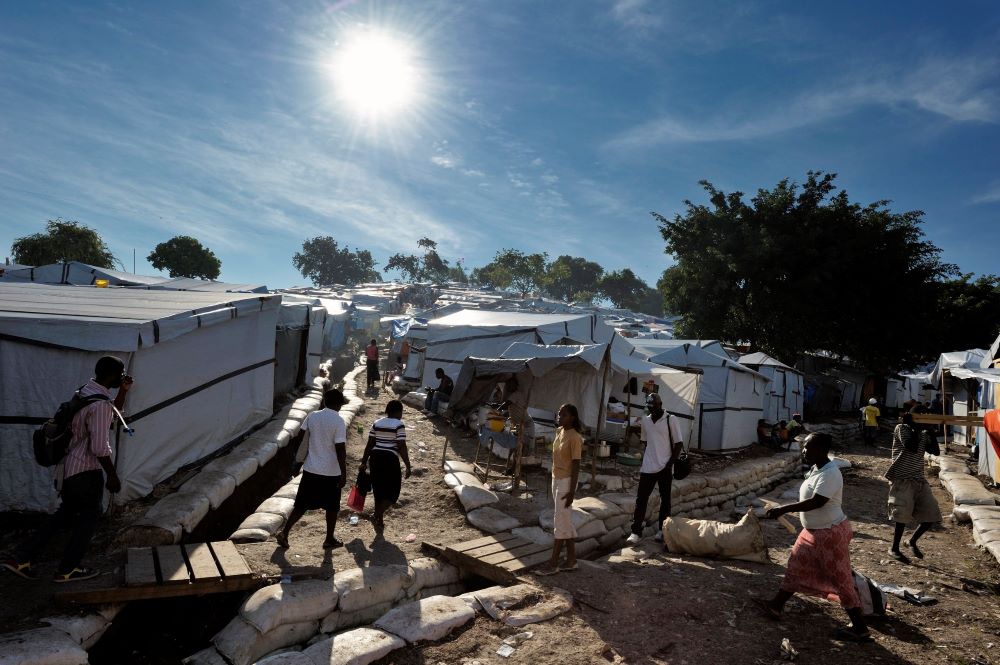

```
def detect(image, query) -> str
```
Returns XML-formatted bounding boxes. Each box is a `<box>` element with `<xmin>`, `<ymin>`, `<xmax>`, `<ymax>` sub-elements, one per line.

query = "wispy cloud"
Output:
<box><xmin>606</xmin><ymin>56</ymin><xmax>1000</xmax><ymax>150</ymax></box>
<box><xmin>609</xmin><ymin>0</ymin><xmax>664</xmax><ymax>32</ymax></box>
<box><xmin>971</xmin><ymin>183</ymin><xmax>1000</xmax><ymax>205</ymax></box>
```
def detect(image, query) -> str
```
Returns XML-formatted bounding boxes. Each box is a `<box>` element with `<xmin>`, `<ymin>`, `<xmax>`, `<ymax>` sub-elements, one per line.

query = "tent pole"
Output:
<box><xmin>513</xmin><ymin>382</ymin><xmax>533</xmax><ymax>495</ymax></box>
<box><xmin>592</xmin><ymin>346</ymin><xmax>612</xmax><ymax>482</ymax></box>
<box><xmin>625</xmin><ymin>371</ymin><xmax>632</xmax><ymax>452</ymax></box>
<box><xmin>941</xmin><ymin>369</ymin><xmax>949</xmax><ymax>453</ymax></box>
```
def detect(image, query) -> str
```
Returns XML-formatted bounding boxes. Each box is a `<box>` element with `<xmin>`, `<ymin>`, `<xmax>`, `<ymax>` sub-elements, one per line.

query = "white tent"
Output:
<box><xmin>421</xmin><ymin>309</ymin><xmax>618</xmax><ymax>387</ymax></box>
<box><xmin>1</xmin><ymin>261</ymin><xmax>168</xmax><ymax>287</ymax></box>
<box><xmin>0</xmin><ymin>283</ymin><xmax>279</xmax><ymax>512</ymax></box>
<box><xmin>930</xmin><ymin>349</ymin><xmax>991</xmax><ymax>444</ymax></box>
<box><xmin>640</xmin><ymin>341</ymin><xmax>769</xmax><ymax>452</ymax></box>
<box><xmin>448</xmin><ymin>341</ymin><xmax>700</xmax><ymax>445</ymax></box>
<box><xmin>738</xmin><ymin>352</ymin><xmax>804</xmax><ymax>423</ymax></box>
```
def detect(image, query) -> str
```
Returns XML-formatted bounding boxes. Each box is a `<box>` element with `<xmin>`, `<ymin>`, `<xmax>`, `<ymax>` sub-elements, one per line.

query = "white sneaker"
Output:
<box><xmin>626</xmin><ymin>533</ymin><xmax>641</xmax><ymax>545</ymax></box>
<box><xmin>654</xmin><ymin>530</ymin><xmax>663</xmax><ymax>542</ymax></box>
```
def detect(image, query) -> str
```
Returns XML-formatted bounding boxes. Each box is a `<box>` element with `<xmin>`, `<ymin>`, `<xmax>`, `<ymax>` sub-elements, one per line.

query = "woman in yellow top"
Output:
<box><xmin>536</xmin><ymin>404</ymin><xmax>583</xmax><ymax>575</ymax></box>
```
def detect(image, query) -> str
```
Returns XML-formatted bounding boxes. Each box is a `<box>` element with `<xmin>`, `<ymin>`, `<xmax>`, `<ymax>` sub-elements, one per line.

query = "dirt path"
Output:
<box><xmin>384</xmin><ymin>437</ymin><xmax>1000</xmax><ymax>665</ymax></box>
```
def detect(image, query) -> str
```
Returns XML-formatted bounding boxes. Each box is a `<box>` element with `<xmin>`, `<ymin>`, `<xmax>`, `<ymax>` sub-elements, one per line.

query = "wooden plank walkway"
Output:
<box><xmin>436</xmin><ymin>533</ymin><xmax>551</xmax><ymax>584</ymax></box>
<box><xmin>55</xmin><ymin>541</ymin><xmax>260</xmax><ymax>606</ymax></box>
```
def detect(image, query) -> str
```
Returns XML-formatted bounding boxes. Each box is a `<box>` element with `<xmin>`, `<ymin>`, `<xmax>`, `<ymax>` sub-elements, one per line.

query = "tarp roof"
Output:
<box><xmin>142</xmin><ymin>277</ymin><xmax>267</xmax><ymax>293</ymax></box>
<box><xmin>0</xmin><ymin>282</ymin><xmax>277</xmax><ymax>351</ymax></box>
<box><xmin>645</xmin><ymin>342</ymin><xmax>766</xmax><ymax>379</ymax></box>
<box><xmin>0</xmin><ymin>261</ymin><xmax>168</xmax><ymax>286</ymax></box>
<box><xmin>430</xmin><ymin>308</ymin><xmax>606</xmax><ymax>331</ymax></box>
<box><xmin>739</xmin><ymin>351</ymin><xmax>802</xmax><ymax>374</ymax></box>
<box><xmin>930</xmin><ymin>348</ymin><xmax>991</xmax><ymax>384</ymax></box>
<box><xmin>948</xmin><ymin>367</ymin><xmax>1000</xmax><ymax>383</ymax></box>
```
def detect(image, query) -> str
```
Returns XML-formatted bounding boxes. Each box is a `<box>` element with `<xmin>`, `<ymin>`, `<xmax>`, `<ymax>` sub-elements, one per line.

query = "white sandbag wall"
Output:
<box><xmin>442</xmin><ymin>452</ymin><xmax>801</xmax><ymax>555</ymax></box>
<box><xmin>0</xmin><ymin>605</ymin><xmax>122</xmax><ymax>665</ymax></box>
<box><xmin>183</xmin><ymin>557</ymin><xmax>463</xmax><ymax>665</ymax></box>
<box><xmin>804</xmin><ymin>419</ymin><xmax>863</xmax><ymax>445</ymax></box>
<box><xmin>924</xmin><ymin>453</ymin><xmax>1000</xmax><ymax>567</ymax></box>
<box><xmin>229</xmin><ymin>364</ymin><xmax>367</xmax><ymax>543</ymax></box>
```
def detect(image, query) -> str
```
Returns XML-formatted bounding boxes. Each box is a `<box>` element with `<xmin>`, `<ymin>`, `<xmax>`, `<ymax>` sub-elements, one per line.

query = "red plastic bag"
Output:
<box><xmin>347</xmin><ymin>485</ymin><xmax>365</xmax><ymax>513</ymax></box>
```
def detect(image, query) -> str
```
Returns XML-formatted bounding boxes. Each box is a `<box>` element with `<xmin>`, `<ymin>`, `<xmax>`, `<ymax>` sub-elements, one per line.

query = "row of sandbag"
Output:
<box><xmin>121</xmin><ymin>367</ymin><xmax>342</xmax><ymax>546</ymax></box>
<box><xmin>229</xmin><ymin>366</ymin><xmax>367</xmax><ymax>543</ymax></box>
<box><xmin>806</xmin><ymin>419</ymin><xmax>865</xmax><ymax>444</ymax></box>
<box><xmin>932</xmin><ymin>454</ymin><xmax>1000</xmax><ymax>565</ymax></box>
<box><xmin>183</xmin><ymin>557</ymin><xmax>464</xmax><ymax>665</ymax></box>
<box><xmin>0</xmin><ymin>605</ymin><xmax>121</xmax><ymax>665</ymax></box>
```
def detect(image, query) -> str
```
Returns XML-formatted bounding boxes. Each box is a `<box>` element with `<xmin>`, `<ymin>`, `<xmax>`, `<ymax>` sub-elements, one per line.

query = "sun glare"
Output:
<box><xmin>330</xmin><ymin>29</ymin><xmax>420</xmax><ymax>120</ymax></box>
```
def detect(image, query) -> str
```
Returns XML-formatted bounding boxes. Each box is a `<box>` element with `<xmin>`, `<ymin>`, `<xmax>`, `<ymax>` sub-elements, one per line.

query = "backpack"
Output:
<box><xmin>32</xmin><ymin>389</ymin><xmax>111</xmax><ymax>467</ymax></box>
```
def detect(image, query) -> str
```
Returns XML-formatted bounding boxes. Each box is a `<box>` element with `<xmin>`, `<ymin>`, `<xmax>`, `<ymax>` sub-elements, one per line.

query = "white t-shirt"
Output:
<box><xmin>798</xmin><ymin>462</ymin><xmax>846</xmax><ymax>529</ymax></box>
<box><xmin>302</xmin><ymin>409</ymin><xmax>347</xmax><ymax>477</ymax></box>
<box><xmin>638</xmin><ymin>412</ymin><xmax>683</xmax><ymax>474</ymax></box>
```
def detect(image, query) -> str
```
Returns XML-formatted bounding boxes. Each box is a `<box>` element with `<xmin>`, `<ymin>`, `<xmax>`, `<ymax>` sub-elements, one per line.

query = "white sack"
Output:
<box><xmin>373</xmin><ymin>595</ymin><xmax>475</xmax><ymax>643</ymax></box>
<box><xmin>663</xmin><ymin>509</ymin><xmax>767</xmax><ymax>562</ymax></box>
<box><xmin>301</xmin><ymin>628</ymin><xmax>405</xmax><ymax>665</ymax></box>
<box><xmin>241</xmin><ymin>579</ymin><xmax>339</xmax><ymax>634</ymax></box>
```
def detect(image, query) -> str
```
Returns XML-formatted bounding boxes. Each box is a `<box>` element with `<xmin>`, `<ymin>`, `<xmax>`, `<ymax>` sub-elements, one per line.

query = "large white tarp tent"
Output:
<box><xmin>739</xmin><ymin>352</ymin><xmax>804</xmax><ymax>423</ymax></box>
<box><xmin>0</xmin><ymin>283</ymin><xmax>279</xmax><ymax>512</ymax></box>
<box><xmin>0</xmin><ymin>261</ymin><xmax>168</xmax><ymax>287</ymax></box>
<box><xmin>421</xmin><ymin>309</ymin><xmax>618</xmax><ymax>387</ymax></box>
<box><xmin>447</xmin><ymin>341</ymin><xmax>700</xmax><ymax>445</ymax></box>
<box><xmin>639</xmin><ymin>341</ymin><xmax>769</xmax><ymax>452</ymax></box>
<box><xmin>931</xmin><ymin>348</ymin><xmax>991</xmax><ymax>444</ymax></box>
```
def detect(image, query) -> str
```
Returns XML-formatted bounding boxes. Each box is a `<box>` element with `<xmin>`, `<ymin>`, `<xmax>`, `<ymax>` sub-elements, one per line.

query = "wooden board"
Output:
<box><xmin>125</xmin><ymin>547</ymin><xmax>159</xmax><ymax>587</ymax></box>
<box><xmin>210</xmin><ymin>540</ymin><xmax>253</xmax><ymax>579</ymax></box>
<box><xmin>55</xmin><ymin>540</ymin><xmax>258</xmax><ymax>606</ymax></box>
<box><xmin>441</xmin><ymin>533</ymin><xmax>548</xmax><ymax>584</ymax></box>
<box><xmin>912</xmin><ymin>414</ymin><xmax>984</xmax><ymax>425</ymax></box>
<box><xmin>156</xmin><ymin>546</ymin><xmax>190</xmax><ymax>585</ymax></box>
<box><xmin>184</xmin><ymin>543</ymin><xmax>222</xmax><ymax>581</ymax></box>
<box><xmin>448</xmin><ymin>533</ymin><xmax>520</xmax><ymax>553</ymax></box>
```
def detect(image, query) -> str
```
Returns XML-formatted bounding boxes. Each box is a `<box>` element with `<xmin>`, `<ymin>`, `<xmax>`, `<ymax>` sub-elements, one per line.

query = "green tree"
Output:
<box><xmin>600</xmin><ymin>268</ymin><xmax>653</xmax><ymax>310</ymax></box>
<box><xmin>931</xmin><ymin>274</ymin><xmax>1000</xmax><ymax>354</ymax></box>
<box><xmin>543</xmin><ymin>255</ymin><xmax>604</xmax><ymax>302</ymax></box>
<box><xmin>11</xmin><ymin>219</ymin><xmax>115</xmax><ymax>268</ymax></box>
<box><xmin>292</xmin><ymin>236</ymin><xmax>380</xmax><ymax>287</ymax></box>
<box><xmin>146</xmin><ymin>235</ymin><xmax>221</xmax><ymax>279</ymax></box>
<box><xmin>385</xmin><ymin>253</ymin><xmax>422</xmax><ymax>281</ymax></box>
<box><xmin>447</xmin><ymin>263</ymin><xmax>469</xmax><ymax>284</ymax></box>
<box><xmin>655</xmin><ymin>172</ymin><xmax>955</xmax><ymax>371</ymax></box>
<box><xmin>479</xmin><ymin>249</ymin><xmax>548</xmax><ymax>296</ymax></box>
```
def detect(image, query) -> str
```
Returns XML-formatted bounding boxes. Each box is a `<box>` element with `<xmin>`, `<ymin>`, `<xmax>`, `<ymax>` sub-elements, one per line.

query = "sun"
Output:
<box><xmin>330</xmin><ymin>29</ymin><xmax>420</xmax><ymax>120</ymax></box>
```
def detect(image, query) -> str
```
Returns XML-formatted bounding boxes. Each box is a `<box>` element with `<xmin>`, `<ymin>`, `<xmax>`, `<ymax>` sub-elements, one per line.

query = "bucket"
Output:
<box><xmin>596</xmin><ymin>442</ymin><xmax>611</xmax><ymax>458</ymax></box>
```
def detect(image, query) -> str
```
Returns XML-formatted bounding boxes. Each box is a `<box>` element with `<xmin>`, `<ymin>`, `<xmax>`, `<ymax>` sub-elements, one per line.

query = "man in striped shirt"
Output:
<box><xmin>885</xmin><ymin>409</ymin><xmax>941</xmax><ymax>563</ymax></box>
<box><xmin>3</xmin><ymin>356</ymin><xmax>132</xmax><ymax>582</ymax></box>
<box><xmin>360</xmin><ymin>400</ymin><xmax>412</xmax><ymax>537</ymax></box>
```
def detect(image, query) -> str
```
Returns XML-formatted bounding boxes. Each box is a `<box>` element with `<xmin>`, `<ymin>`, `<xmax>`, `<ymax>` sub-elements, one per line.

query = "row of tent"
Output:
<box><xmin>0</xmin><ymin>277</ymin><xmax>386</xmax><ymax>513</ymax></box>
<box><xmin>386</xmin><ymin>308</ymin><xmax>804</xmax><ymax>453</ymax></box>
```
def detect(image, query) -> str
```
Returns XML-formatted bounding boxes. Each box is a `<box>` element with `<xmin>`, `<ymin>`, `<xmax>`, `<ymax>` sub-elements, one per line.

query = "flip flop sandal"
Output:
<box><xmin>322</xmin><ymin>538</ymin><xmax>344</xmax><ymax>549</ymax></box>
<box><xmin>888</xmin><ymin>549</ymin><xmax>911</xmax><ymax>564</ymax></box>
<box><xmin>533</xmin><ymin>567</ymin><xmax>559</xmax><ymax>576</ymax></box>
<box><xmin>558</xmin><ymin>563</ymin><xmax>579</xmax><ymax>572</ymax></box>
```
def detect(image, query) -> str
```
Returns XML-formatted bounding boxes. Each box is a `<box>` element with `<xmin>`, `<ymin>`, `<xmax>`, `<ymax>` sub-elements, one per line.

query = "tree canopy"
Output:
<box><xmin>600</xmin><ymin>268</ymin><xmax>660</xmax><ymax>313</ymax></box>
<box><xmin>11</xmin><ymin>219</ymin><xmax>115</xmax><ymax>268</ymax></box>
<box><xmin>655</xmin><ymin>171</ymin><xmax>956</xmax><ymax>371</ymax></box>
<box><xmin>472</xmin><ymin>249</ymin><xmax>548</xmax><ymax>296</ymax></box>
<box><xmin>385</xmin><ymin>237</ymin><xmax>451</xmax><ymax>282</ymax></box>
<box><xmin>544</xmin><ymin>255</ymin><xmax>604</xmax><ymax>302</ymax></box>
<box><xmin>293</xmin><ymin>236</ymin><xmax>380</xmax><ymax>287</ymax></box>
<box><xmin>147</xmin><ymin>235</ymin><xmax>221</xmax><ymax>280</ymax></box>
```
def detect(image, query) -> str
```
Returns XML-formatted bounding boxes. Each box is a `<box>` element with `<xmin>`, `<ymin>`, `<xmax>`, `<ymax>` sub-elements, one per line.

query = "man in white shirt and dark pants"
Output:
<box><xmin>627</xmin><ymin>393</ymin><xmax>684</xmax><ymax>544</ymax></box>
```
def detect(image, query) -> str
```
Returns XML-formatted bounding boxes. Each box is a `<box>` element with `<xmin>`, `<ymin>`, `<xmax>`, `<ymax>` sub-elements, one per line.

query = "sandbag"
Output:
<box><xmin>663</xmin><ymin>509</ymin><xmax>767</xmax><ymax>563</ymax></box>
<box><xmin>0</xmin><ymin>627</ymin><xmax>89</xmax><ymax>665</ymax></box>
<box><xmin>241</xmin><ymin>579</ymin><xmax>339</xmax><ymax>633</ymax></box>
<box><xmin>572</xmin><ymin>497</ymin><xmax>623</xmax><ymax>520</ymax></box>
<box><xmin>41</xmin><ymin>613</ymin><xmax>111</xmax><ymax>649</ymax></box>
<box><xmin>238</xmin><ymin>437</ymin><xmax>280</xmax><ymax>466</ymax></box>
<box><xmin>454</xmin><ymin>484</ymin><xmax>499</xmax><ymax>511</ymax></box>
<box><xmin>474</xmin><ymin>584</ymin><xmax>573</xmax><ymax>627</ymax></box>
<box><xmin>230</xmin><ymin>528</ymin><xmax>272</xmax><ymax>543</ymax></box>
<box><xmin>257</xmin><ymin>497</ymin><xmax>297</xmax><ymax>518</ymax></box>
<box><xmin>254</xmin><ymin>652</ymin><xmax>312</xmax><ymax>665</ymax></box>
<box><xmin>181</xmin><ymin>470</ymin><xmax>238</xmax><ymax>510</ymax></box>
<box><xmin>443</xmin><ymin>472</ymin><xmax>480</xmax><ymax>489</ymax></box>
<box><xmin>204</xmin><ymin>453</ymin><xmax>259</xmax><ymax>485</ymax></box>
<box><xmin>511</xmin><ymin>526</ymin><xmax>553</xmax><ymax>547</ymax></box>
<box><xmin>237</xmin><ymin>512</ymin><xmax>284</xmax><ymax>533</ymax></box>
<box><xmin>443</xmin><ymin>460</ymin><xmax>476</xmax><ymax>475</ymax></box>
<box><xmin>137</xmin><ymin>491</ymin><xmax>211</xmax><ymax>535</ymax></box>
<box><xmin>406</xmin><ymin>558</ymin><xmax>461</xmax><ymax>596</ymax></box>
<box><xmin>418</xmin><ymin>582</ymin><xmax>466</xmax><ymax>599</ymax></box>
<box><xmin>334</xmin><ymin>566</ymin><xmax>412</xmax><ymax>614</ymax></box>
<box><xmin>373</xmin><ymin>596</ymin><xmax>475</xmax><ymax>643</ymax></box>
<box><xmin>320</xmin><ymin>601</ymin><xmax>395</xmax><ymax>634</ymax></box>
<box><xmin>212</xmin><ymin>617</ymin><xmax>317</xmax><ymax>665</ymax></box>
<box><xmin>945</xmin><ymin>477</ymin><xmax>997</xmax><ymax>506</ymax></box>
<box><xmin>466</xmin><ymin>507</ymin><xmax>520</xmax><ymax>533</ymax></box>
<box><xmin>575</xmin><ymin>519</ymin><xmax>608</xmax><ymax>540</ymax></box>
<box><xmin>302</xmin><ymin>628</ymin><xmax>405</xmax><ymax>665</ymax></box>
<box><xmin>538</xmin><ymin>507</ymin><xmax>595</xmax><ymax>531</ymax></box>
<box><xmin>182</xmin><ymin>646</ymin><xmax>229</xmax><ymax>665</ymax></box>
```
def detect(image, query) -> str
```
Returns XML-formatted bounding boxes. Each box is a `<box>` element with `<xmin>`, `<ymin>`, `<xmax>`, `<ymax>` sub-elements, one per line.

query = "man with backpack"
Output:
<box><xmin>3</xmin><ymin>356</ymin><xmax>133</xmax><ymax>582</ymax></box>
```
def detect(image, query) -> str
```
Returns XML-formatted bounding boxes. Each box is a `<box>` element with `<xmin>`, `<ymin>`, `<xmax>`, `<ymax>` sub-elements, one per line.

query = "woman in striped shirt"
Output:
<box><xmin>360</xmin><ymin>400</ymin><xmax>412</xmax><ymax>538</ymax></box>
<box><xmin>885</xmin><ymin>409</ymin><xmax>941</xmax><ymax>562</ymax></box>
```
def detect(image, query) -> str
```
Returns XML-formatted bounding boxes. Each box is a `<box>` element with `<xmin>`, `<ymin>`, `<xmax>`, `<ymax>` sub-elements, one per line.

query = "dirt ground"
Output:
<box><xmin>6</xmin><ymin>375</ymin><xmax>1000</xmax><ymax>665</ymax></box>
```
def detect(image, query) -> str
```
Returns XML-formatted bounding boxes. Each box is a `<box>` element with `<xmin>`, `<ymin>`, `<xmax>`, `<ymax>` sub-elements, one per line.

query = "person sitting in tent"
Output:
<box><xmin>423</xmin><ymin>368</ymin><xmax>453</xmax><ymax>416</ymax></box>
<box><xmin>760</xmin><ymin>433</ymin><xmax>870</xmax><ymax>642</ymax></box>
<box><xmin>885</xmin><ymin>409</ymin><xmax>941</xmax><ymax>563</ymax></box>
<box><xmin>787</xmin><ymin>413</ymin><xmax>806</xmax><ymax>443</ymax></box>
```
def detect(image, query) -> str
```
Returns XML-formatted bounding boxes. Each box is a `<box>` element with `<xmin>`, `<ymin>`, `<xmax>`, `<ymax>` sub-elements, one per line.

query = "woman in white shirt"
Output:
<box><xmin>761</xmin><ymin>433</ymin><xmax>870</xmax><ymax>642</ymax></box>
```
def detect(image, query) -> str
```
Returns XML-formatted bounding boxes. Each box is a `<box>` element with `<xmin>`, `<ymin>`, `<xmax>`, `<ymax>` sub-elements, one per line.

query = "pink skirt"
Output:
<box><xmin>780</xmin><ymin>519</ymin><xmax>861</xmax><ymax>610</ymax></box>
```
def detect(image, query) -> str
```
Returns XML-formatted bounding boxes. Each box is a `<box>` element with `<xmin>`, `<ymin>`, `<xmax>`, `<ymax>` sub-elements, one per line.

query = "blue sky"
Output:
<box><xmin>1</xmin><ymin>1</ymin><xmax>998</xmax><ymax>289</ymax></box>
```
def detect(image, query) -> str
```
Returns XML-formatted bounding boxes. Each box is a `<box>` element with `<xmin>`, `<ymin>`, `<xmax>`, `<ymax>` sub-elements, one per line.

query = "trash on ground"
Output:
<box><xmin>780</xmin><ymin>637</ymin><xmax>798</xmax><ymax>661</ymax></box>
